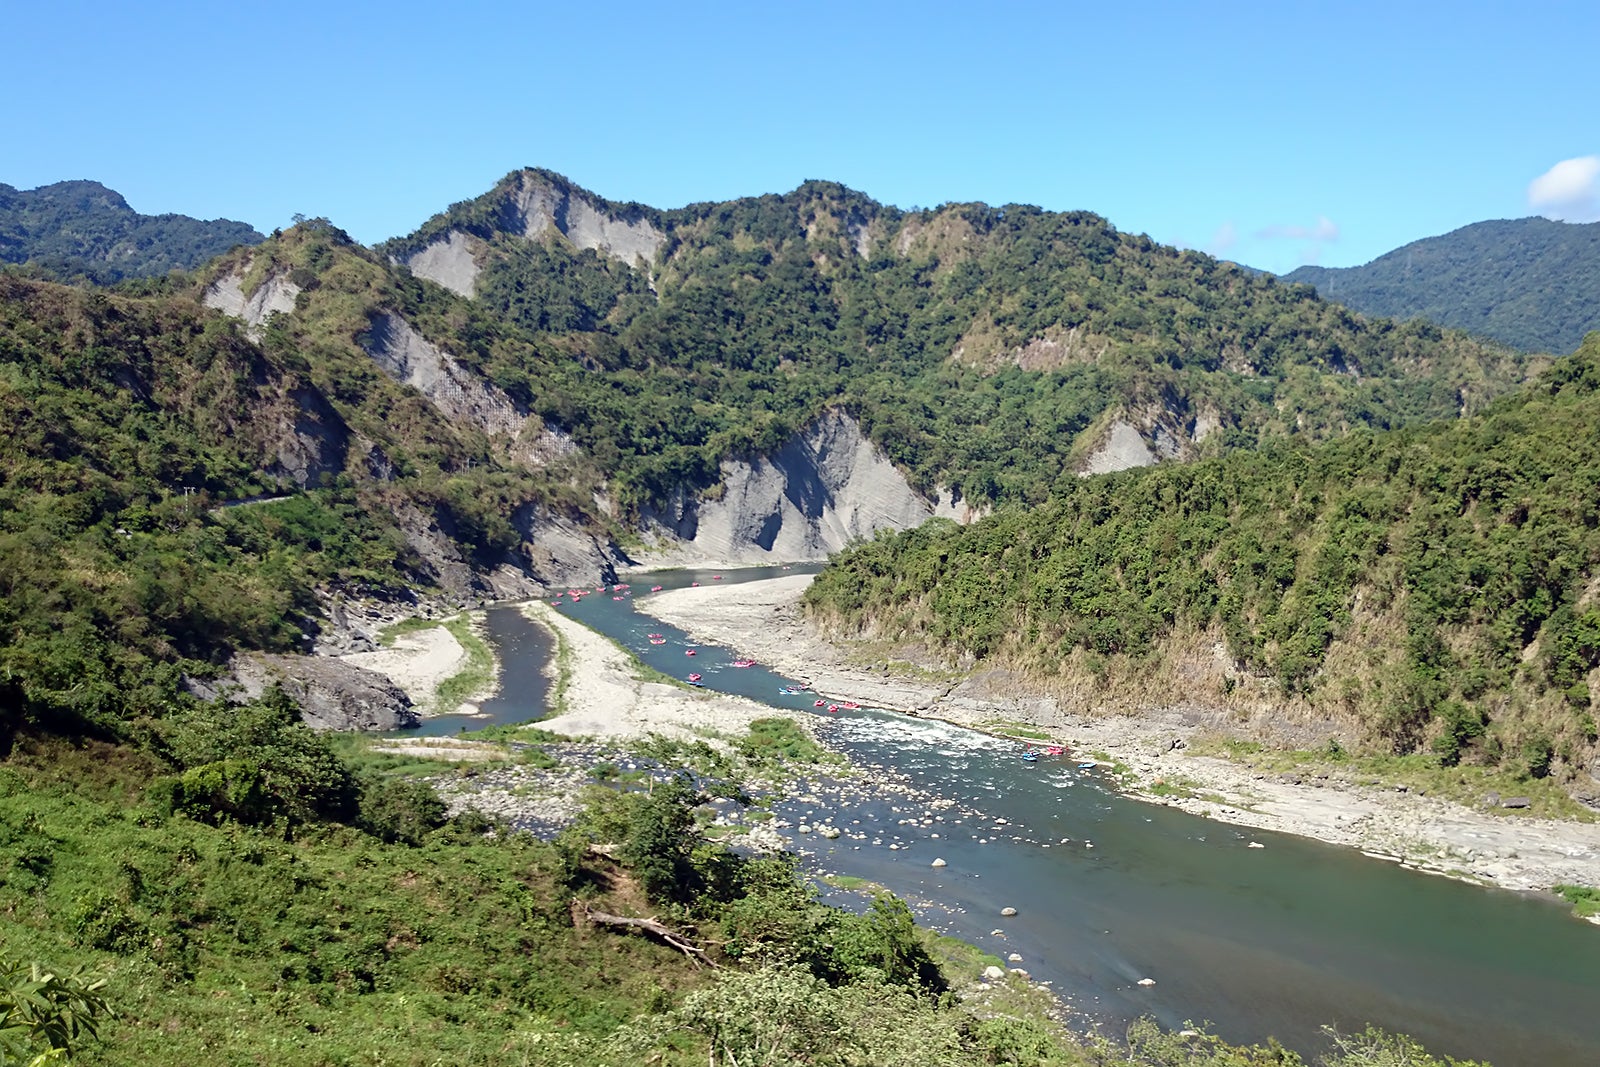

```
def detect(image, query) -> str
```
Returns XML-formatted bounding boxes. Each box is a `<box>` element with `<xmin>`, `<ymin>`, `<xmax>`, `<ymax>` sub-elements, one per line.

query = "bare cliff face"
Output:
<box><xmin>641</xmin><ymin>410</ymin><xmax>966</xmax><ymax>564</ymax></box>
<box><xmin>502</xmin><ymin>172</ymin><xmax>664</xmax><ymax>266</ymax></box>
<box><xmin>403</xmin><ymin>229</ymin><xmax>484</xmax><ymax>297</ymax></box>
<box><xmin>1078</xmin><ymin>401</ymin><xmax>1227</xmax><ymax>476</ymax></box>
<box><xmin>202</xmin><ymin>262</ymin><xmax>301</xmax><ymax>339</ymax></box>
<box><xmin>359</xmin><ymin>310</ymin><xmax>577</xmax><ymax>466</ymax></box>
<box><xmin>362</xmin><ymin>311</ymin><xmax>526</xmax><ymax>438</ymax></box>
<box><xmin>403</xmin><ymin>172</ymin><xmax>665</xmax><ymax>295</ymax></box>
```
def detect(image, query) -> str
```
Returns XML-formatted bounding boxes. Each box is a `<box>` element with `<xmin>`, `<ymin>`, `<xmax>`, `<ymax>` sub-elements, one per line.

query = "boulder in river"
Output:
<box><xmin>1000</xmin><ymin>906</ymin><xmax>1018</xmax><ymax>917</ymax></box>
<box><xmin>931</xmin><ymin>857</ymin><xmax>947</xmax><ymax>867</ymax></box>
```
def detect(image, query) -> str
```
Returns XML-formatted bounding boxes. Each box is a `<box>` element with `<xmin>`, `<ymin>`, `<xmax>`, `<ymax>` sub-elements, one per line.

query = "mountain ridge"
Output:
<box><xmin>0</xmin><ymin>178</ymin><xmax>264</xmax><ymax>283</ymax></box>
<box><xmin>370</xmin><ymin>167</ymin><xmax>1532</xmax><ymax>506</ymax></box>
<box><xmin>1284</xmin><ymin>216</ymin><xmax>1600</xmax><ymax>354</ymax></box>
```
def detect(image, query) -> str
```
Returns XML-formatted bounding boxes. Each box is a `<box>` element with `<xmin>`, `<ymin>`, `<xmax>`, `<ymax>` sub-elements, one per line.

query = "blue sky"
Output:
<box><xmin>5</xmin><ymin>0</ymin><xmax>1596</xmax><ymax>273</ymax></box>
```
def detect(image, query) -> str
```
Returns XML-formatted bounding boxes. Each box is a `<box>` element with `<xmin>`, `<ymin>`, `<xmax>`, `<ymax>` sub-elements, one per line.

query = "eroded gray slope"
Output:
<box><xmin>402</xmin><ymin>171</ymin><xmax>665</xmax><ymax>294</ymax></box>
<box><xmin>641</xmin><ymin>410</ymin><xmax>966</xmax><ymax>564</ymax></box>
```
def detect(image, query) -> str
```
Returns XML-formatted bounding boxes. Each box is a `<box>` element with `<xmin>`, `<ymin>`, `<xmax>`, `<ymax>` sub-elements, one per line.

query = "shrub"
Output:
<box><xmin>157</xmin><ymin>758</ymin><xmax>271</xmax><ymax>823</ymax></box>
<box><xmin>154</xmin><ymin>687</ymin><xmax>357</xmax><ymax>823</ymax></box>
<box><xmin>356</xmin><ymin>774</ymin><xmax>448</xmax><ymax>845</ymax></box>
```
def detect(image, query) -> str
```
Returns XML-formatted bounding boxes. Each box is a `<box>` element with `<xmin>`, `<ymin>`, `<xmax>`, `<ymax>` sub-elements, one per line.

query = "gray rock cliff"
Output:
<box><xmin>641</xmin><ymin>410</ymin><xmax>958</xmax><ymax>564</ymax></box>
<box><xmin>185</xmin><ymin>653</ymin><xmax>418</xmax><ymax>732</ymax></box>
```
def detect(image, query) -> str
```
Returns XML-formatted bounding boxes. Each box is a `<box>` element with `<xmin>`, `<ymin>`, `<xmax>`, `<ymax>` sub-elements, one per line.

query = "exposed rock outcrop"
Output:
<box><xmin>1082</xmin><ymin>419</ymin><xmax>1158</xmax><ymax>475</ymax></box>
<box><xmin>404</xmin><ymin>229</ymin><xmax>483</xmax><ymax>297</ymax></box>
<box><xmin>363</xmin><ymin>311</ymin><xmax>525</xmax><ymax>438</ymax></box>
<box><xmin>1078</xmin><ymin>400</ymin><xmax>1226</xmax><ymax>477</ymax></box>
<box><xmin>270</xmin><ymin>385</ymin><xmax>349</xmax><ymax>487</ymax></box>
<box><xmin>510</xmin><ymin>505</ymin><xmax>625</xmax><ymax>589</ymax></box>
<box><xmin>202</xmin><ymin>263</ymin><xmax>301</xmax><ymax>338</ymax></box>
<box><xmin>360</xmin><ymin>311</ymin><xmax>576</xmax><ymax>465</ymax></box>
<box><xmin>502</xmin><ymin>172</ymin><xmax>664</xmax><ymax>267</ymax></box>
<box><xmin>641</xmin><ymin>410</ymin><xmax>956</xmax><ymax>564</ymax></box>
<box><xmin>933</xmin><ymin>487</ymin><xmax>990</xmax><ymax>524</ymax></box>
<box><xmin>184</xmin><ymin>653</ymin><xmax>418</xmax><ymax>731</ymax></box>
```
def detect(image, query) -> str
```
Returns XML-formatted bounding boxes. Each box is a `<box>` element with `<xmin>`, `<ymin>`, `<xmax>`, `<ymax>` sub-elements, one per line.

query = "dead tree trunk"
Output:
<box><xmin>571</xmin><ymin>898</ymin><xmax>718</xmax><ymax>968</ymax></box>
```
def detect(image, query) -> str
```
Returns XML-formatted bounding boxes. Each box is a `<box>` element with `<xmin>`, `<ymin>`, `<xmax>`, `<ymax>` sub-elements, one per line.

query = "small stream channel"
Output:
<box><xmin>425</xmin><ymin>566</ymin><xmax>1600</xmax><ymax>1066</ymax></box>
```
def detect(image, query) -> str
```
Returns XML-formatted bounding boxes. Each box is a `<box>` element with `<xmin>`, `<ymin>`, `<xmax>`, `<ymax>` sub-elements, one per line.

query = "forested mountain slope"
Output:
<box><xmin>806</xmin><ymin>332</ymin><xmax>1600</xmax><ymax>782</ymax></box>
<box><xmin>374</xmin><ymin>169</ymin><xmax>1532</xmax><ymax>507</ymax></box>
<box><xmin>0</xmin><ymin>261</ymin><xmax>614</xmax><ymax>742</ymax></box>
<box><xmin>1285</xmin><ymin>217</ymin><xmax>1600</xmax><ymax>354</ymax></box>
<box><xmin>0</xmin><ymin>180</ymin><xmax>263</xmax><ymax>283</ymax></box>
<box><xmin>0</xmin><ymin>183</ymin><xmax>1514</xmax><ymax>1066</ymax></box>
<box><xmin>0</xmin><ymin>169</ymin><xmax>1552</xmax><ymax>742</ymax></box>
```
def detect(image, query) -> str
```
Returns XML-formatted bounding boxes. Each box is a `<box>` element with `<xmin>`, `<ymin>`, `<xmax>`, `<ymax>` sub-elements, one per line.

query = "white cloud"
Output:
<box><xmin>1527</xmin><ymin>156</ymin><xmax>1600</xmax><ymax>221</ymax></box>
<box><xmin>1256</xmin><ymin>216</ymin><xmax>1340</xmax><ymax>242</ymax></box>
<box><xmin>1206</xmin><ymin>221</ymin><xmax>1238</xmax><ymax>256</ymax></box>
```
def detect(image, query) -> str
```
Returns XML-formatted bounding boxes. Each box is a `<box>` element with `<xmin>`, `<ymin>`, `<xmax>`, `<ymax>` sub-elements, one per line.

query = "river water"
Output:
<box><xmin>464</xmin><ymin>565</ymin><xmax>1600</xmax><ymax>1066</ymax></box>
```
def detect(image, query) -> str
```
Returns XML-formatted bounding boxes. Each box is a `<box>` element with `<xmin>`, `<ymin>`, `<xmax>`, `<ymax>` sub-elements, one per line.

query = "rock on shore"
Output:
<box><xmin>185</xmin><ymin>652</ymin><xmax>418</xmax><ymax>731</ymax></box>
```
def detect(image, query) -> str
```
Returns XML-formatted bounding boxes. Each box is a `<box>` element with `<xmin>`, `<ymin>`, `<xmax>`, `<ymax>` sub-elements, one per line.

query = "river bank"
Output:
<box><xmin>339</xmin><ymin>611</ymin><xmax>497</xmax><ymax>718</ymax></box>
<box><xmin>521</xmin><ymin>600</ymin><xmax>787</xmax><ymax>742</ymax></box>
<box><xmin>632</xmin><ymin>573</ymin><xmax>1600</xmax><ymax>897</ymax></box>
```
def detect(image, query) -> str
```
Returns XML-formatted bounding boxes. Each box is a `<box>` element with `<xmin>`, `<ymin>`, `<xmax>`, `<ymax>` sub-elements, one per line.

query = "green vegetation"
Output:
<box><xmin>434</xmin><ymin>614</ymin><xmax>494</xmax><ymax>713</ymax></box>
<box><xmin>327</xmin><ymin>733</ymin><xmax>513</xmax><ymax>779</ymax></box>
<box><xmin>0</xmin><ymin>180</ymin><xmax>262</xmax><ymax>284</ymax></box>
<box><xmin>622</xmin><ymin>718</ymin><xmax>837</xmax><ymax>786</ymax></box>
<box><xmin>808</xmin><ymin>334</ymin><xmax>1600</xmax><ymax>771</ymax></box>
<box><xmin>736</xmin><ymin>716</ymin><xmax>832</xmax><ymax>769</ymax></box>
<box><xmin>983</xmin><ymin>720</ymin><xmax>1057</xmax><ymax>742</ymax></box>
<box><xmin>1189</xmin><ymin>737</ymin><xmax>1593</xmax><ymax>821</ymax></box>
<box><xmin>0</xmin><ymin>704</ymin><xmax>1497</xmax><ymax>1066</ymax></box>
<box><xmin>377</xmin><ymin>615</ymin><xmax>443</xmax><ymax>645</ymax></box>
<box><xmin>821</xmin><ymin>873</ymin><xmax>876</xmax><ymax>891</ymax></box>
<box><xmin>0</xmin><ymin>171</ymin><xmax>1539</xmax><ymax>764</ymax></box>
<box><xmin>1553</xmin><ymin>884</ymin><xmax>1600</xmax><ymax>919</ymax></box>
<box><xmin>1286</xmin><ymin>217</ymin><xmax>1600</xmax><ymax>354</ymax></box>
<box><xmin>374</xmin><ymin>169</ymin><xmax>1528</xmax><ymax>514</ymax></box>
<box><xmin>0</xmin><ymin>169</ymin><xmax>1561</xmax><ymax>1065</ymax></box>
<box><xmin>0</xmin><ymin>272</ymin><xmax>427</xmax><ymax>742</ymax></box>
<box><xmin>0</xmin><ymin>953</ymin><xmax>109</xmax><ymax>1065</ymax></box>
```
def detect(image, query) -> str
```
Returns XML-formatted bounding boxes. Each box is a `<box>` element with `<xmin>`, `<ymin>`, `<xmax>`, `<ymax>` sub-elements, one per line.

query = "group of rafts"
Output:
<box><xmin>551</xmin><ymin>574</ymin><xmax>730</xmax><ymax>609</ymax></box>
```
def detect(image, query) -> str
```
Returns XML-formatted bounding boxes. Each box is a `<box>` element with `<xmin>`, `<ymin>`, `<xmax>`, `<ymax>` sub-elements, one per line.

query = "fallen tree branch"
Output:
<box><xmin>572</xmin><ymin>898</ymin><xmax>719</xmax><ymax>968</ymax></box>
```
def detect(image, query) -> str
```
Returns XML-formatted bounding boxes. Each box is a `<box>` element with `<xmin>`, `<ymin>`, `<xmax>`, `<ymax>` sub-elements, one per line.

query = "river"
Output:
<box><xmin>466</xmin><ymin>565</ymin><xmax>1600</xmax><ymax>1066</ymax></box>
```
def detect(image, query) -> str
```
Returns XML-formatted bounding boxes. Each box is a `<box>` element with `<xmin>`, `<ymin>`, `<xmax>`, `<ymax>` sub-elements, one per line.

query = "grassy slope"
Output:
<box><xmin>1</xmin><ymin>734</ymin><xmax>1489</xmax><ymax>1067</ymax></box>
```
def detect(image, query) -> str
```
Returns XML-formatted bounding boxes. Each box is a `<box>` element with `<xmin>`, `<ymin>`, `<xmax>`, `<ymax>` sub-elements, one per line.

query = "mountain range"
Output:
<box><xmin>1</xmin><ymin>166</ymin><xmax>1593</xmax><ymax>780</ymax></box>
<box><xmin>0</xmin><ymin>179</ymin><xmax>263</xmax><ymax>283</ymax></box>
<box><xmin>4</xmin><ymin>167</ymin><xmax>1599</xmax><ymax>1064</ymax></box>
<box><xmin>1284</xmin><ymin>216</ymin><xmax>1600</xmax><ymax>354</ymax></box>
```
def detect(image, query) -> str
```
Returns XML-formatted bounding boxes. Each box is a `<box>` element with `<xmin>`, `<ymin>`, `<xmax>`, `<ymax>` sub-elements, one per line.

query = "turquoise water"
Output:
<box><xmin>518</xmin><ymin>566</ymin><xmax>1600</xmax><ymax>1066</ymax></box>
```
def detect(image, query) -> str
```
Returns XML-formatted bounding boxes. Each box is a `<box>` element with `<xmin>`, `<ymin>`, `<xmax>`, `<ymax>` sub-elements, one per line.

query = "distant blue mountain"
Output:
<box><xmin>1284</xmin><ymin>217</ymin><xmax>1600</xmax><ymax>354</ymax></box>
<box><xmin>0</xmin><ymin>179</ymin><xmax>263</xmax><ymax>283</ymax></box>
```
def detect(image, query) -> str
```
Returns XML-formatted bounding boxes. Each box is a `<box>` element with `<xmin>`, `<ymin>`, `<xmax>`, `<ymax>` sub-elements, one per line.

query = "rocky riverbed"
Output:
<box><xmin>633</xmin><ymin>574</ymin><xmax>1600</xmax><ymax>896</ymax></box>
